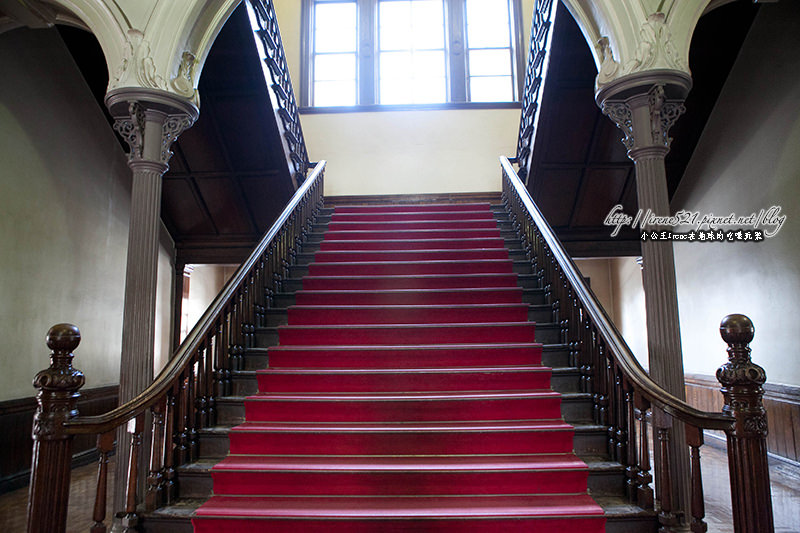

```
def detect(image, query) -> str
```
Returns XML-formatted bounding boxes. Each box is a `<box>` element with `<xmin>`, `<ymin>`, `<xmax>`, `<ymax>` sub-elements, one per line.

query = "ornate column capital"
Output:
<box><xmin>107</xmin><ymin>88</ymin><xmax>198</xmax><ymax>168</ymax></box>
<box><xmin>597</xmin><ymin>71</ymin><xmax>689</xmax><ymax>161</ymax></box>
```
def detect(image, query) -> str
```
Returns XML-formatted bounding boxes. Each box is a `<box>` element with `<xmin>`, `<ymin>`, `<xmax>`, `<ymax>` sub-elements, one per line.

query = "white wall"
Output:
<box><xmin>609</xmin><ymin>257</ymin><xmax>648</xmax><ymax>368</ymax></box>
<box><xmin>0</xmin><ymin>28</ymin><xmax>174</xmax><ymax>400</ymax></box>
<box><xmin>273</xmin><ymin>0</ymin><xmax>530</xmax><ymax>196</ymax></box>
<box><xmin>671</xmin><ymin>1</ymin><xmax>800</xmax><ymax>386</ymax></box>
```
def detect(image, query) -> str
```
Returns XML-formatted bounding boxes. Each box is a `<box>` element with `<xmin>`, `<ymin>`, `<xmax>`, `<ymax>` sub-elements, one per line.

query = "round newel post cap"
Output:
<box><xmin>46</xmin><ymin>323</ymin><xmax>81</xmax><ymax>353</ymax></box>
<box><xmin>719</xmin><ymin>314</ymin><xmax>754</xmax><ymax>346</ymax></box>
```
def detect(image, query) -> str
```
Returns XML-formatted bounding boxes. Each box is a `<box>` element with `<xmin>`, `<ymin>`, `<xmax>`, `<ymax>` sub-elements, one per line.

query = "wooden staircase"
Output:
<box><xmin>140</xmin><ymin>201</ymin><xmax>657</xmax><ymax>532</ymax></box>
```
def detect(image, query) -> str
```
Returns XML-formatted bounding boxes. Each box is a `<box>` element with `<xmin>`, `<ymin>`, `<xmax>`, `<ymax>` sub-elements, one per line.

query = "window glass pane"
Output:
<box><xmin>413</xmin><ymin>76</ymin><xmax>446</xmax><ymax>103</ymax></box>
<box><xmin>411</xmin><ymin>1</ymin><xmax>445</xmax><ymax>49</ymax></box>
<box><xmin>380</xmin><ymin>50</ymin><xmax>446</xmax><ymax>104</ymax></box>
<box><xmin>470</xmin><ymin>75</ymin><xmax>513</xmax><ymax>102</ymax></box>
<box><xmin>314</xmin><ymin>80</ymin><xmax>357</xmax><ymax>106</ymax></box>
<box><xmin>315</xmin><ymin>2</ymin><xmax>357</xmax><ymax>53</ymax></box>
<box><xmin>315</xmin><ymin>54</ymin><xmax>356</xmax><ymax>81</ymax></box>
<box><xmin>380</xmin><ymin>2</ymin><xmax>412</xmax><ymax>50</ymax></box>
<box><xmin>469</xmin><ymin>49</ymin><xmax>511</xmax><ymax>77</ymax></box>
<box><xmin>466</xmin><ymin>0</ymin><xmax>511</xmax><ymax>48</ymax></box>
<box><xmin>380</xmin><ymin>51</ymin><xmax>413</xmax><ymax>80</ymax></box>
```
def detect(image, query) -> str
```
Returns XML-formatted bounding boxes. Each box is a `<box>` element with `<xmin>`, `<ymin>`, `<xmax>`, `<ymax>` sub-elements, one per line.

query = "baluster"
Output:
<box><xmin>145</xmin><ymin>399</ymin><xmax>166</xmax><ymax>511</ymax></box>
<box><xmin>195</xmin><ymin>344</ymin><xmax>208</xmax><ymax>429</ymax></box>
<box><xmin>27</xmin><ymin>324</ymin><xmax>84</xmax><ymax>533</ymax></box>
<box><xmin>596</xmin><ymin>341</ymin><xmax>609</xmax><ymax>426</ymax></box>
<box><xmin>164</xmin><ymin>386</ymin><xmax>178</xmax><ymax>504</ymax></box>
<box><xmin>121</xmin><ymin>413</ymin><xmax>145</xmax><ymax>532</ymax></box>
<box><xmin>188</xmin><ymin>358</ymin><xmax>199</xmax><ymax>461</ymax></box>
<box><xmin>615</xmin><ymin>371</ymin><xmax>628</xmax><ymax>463</ymax></box>
<box><xmin>716</xmin><ymin>314</ymin><xmax>774</xmax><ymax>533</ymax></box>
<box><xmin>624</xmin><ymin>384</ymin><xmax>639</xmax><ymax>502</ymax></box>
<box><xmin>90</xmin><ymin>431</ymin><xmax>114</xmax><ymax>533</ymax></box>
<box><xmin>655</xmin><ymin>409</ymin><xmax>679</xmax><ymax>532</ymax></box>
<box><xmin>685</xmin><ymin>424</ymin><xmax>708</xmax><ymax>533</ymax></box>
<box><xmin>606</xmin><ymin>359</ymin><xmax>617</xmax><ymax>459</ymax></box>
<box><xmin>176</xmin><ymin>372</ymin><xmax>189</xmax><ymax>466</ymax></box>
<box><xmin>207</xmin><ymin>332</ymin><xmax>217</xmax><ymax>426</ymax></box>
<box><xmin>635</xmin><ymin>393</ymin><xmax>654</xmax><ymax>509</ymax></box>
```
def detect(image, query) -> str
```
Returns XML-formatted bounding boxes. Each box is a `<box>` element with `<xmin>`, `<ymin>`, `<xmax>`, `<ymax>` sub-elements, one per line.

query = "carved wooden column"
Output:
<box><xmin>598</xmin><ymin>73</ymin><xmax>691</xmax><ymax>525</ymax></box>
<box><xmin>26</xmin><ymin>324</ymin><xmax>85</xmax><ymax>533</ymax></box>
<box><xmin>106</xmin><ymin>89</ymin><xmax>197</xmax><ymax>511</ymax></box>
<box><xmin>717</xmin><ymin>314</ymin><xmax>774</xmax><ymax>533</ymax></box>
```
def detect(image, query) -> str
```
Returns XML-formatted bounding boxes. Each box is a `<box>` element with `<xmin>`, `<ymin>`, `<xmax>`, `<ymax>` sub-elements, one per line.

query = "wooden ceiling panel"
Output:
<box><xmin>239</xmin><ymin>175</ymin><xmax>295</xmax><ymax>231</ymax></box>
<box><xmin>588</xmin><ymin>116</ymin><xmax>631</xmax><ymax>163</ymax></box>
<box><xmin>174</xmin><ymin>113</ymin><xmax>230</xmax><ymax>173</ymax></box>
<box><xmin>212</xmin><ymin>96</ymin><xmax>280</xmax><ymax>173</ymax></box>
<box><xmin>194</xmin><ymin>177</ymin><xmax>257</xmax><ymax>234</ymax></box>
<box><xmin>571</xmin><ymin>167</ymin><xmax>629</xmax><ymax>227</ymax></box>
<box><xmin>540</xmin><ymin>88</ymin><xmax>597</xmax><ymax>163</ymax></box>
<box><xmin>162</xmin><ymin>178</ymin><xmax>217</xmax><ymax>235</ymax></box>
<box><xmin>533</xmin><ymin>169</ymin><xmax>582</xmax><ymax>228</ymax></box>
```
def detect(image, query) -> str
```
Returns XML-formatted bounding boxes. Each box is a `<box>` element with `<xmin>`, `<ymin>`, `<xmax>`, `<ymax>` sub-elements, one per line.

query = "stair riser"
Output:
<box><xmin>277</xmin><ymin>324</ymin><xmax>537</xmax><ymax>346</ymax></box>
<box><xmin>243</xmin><ymin>397</ymin><xmax>563</xmax><ymax>422</ymax></box>
<box><xmin>199</xmin><ymin>428</ymin><xmax>604</xmax><ymax>460</ymax></box>
<box><xmin>329</xmin><ymin>212</ymin><xmax>495</xmax><ymax>222</ymax></box>
<box><xmin>323</xmin><ymin>230</ymin><xmax>502</xmax><ymax>240</ymax></box>
<box><xmin>306</xmin><ymin>261</ymin><xmax>514</xmax><ymax>276</ymax></box>
<box><xmin>229</xmin><ymin>430</ymin><xmax>575</xmax><ymax>455</ymax></box>
<box><xmin>210</xmin><ymin>469</ymin><xmax>589</xmax><ymax>496</ymax></box>
<box><xmin>256</xmin><ymin>370</ymin><xmax>553</xmax><ymax>393</ymax></box>
<box><xmin>319</xmin><ymin>238</ymin><xmax>506</xmax><ymax>251</ymax></box>
<box><xmin>265</xmin><ymin>346</ymin><xmax>542</xmax><ymax>369</ymax></box>
<box><xmin>285</xmin><ymin>305</ymin><xmax>529</xmax><ymax>325</ymax></box>
<box><xmin>301</xmin><ymin>274</ymin><xmax>520</xmax><ymax>291</ymax></box>
<box><xmin>327</xmin><ymin>221</ymin><xmax>499</xmax><ymax>231</ymax></box>
<box><xmin>332</xmin><ymin>204</ymin><xmax>493</xmax><ymax>213</ymax></box>
<box><xmin>313</xmin><ymin>250</ymin><xmax>509</xmax><ymax>262</ymax></box>
<box><xmin>294</xmin><ymin>288</ymin><xmax>524</xmax><ymax>306</ymax></box>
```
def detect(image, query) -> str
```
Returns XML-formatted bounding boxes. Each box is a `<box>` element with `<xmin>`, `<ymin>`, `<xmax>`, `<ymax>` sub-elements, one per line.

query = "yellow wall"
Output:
<box><xmin>273</xmin><ymin>0</ymin><xmax>532</xmax><ymax>196</ymax></box>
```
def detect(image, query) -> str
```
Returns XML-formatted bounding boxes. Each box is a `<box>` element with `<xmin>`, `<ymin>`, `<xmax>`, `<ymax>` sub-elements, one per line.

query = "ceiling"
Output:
<box><xmin>57</xmin><ymin>1</ymin><xmax>759</xmax><ymax>262</ymax></box>
<box><xmin>527</xmin><ymin>1</ymin><xmax>759</xmax><ymax>257</ymax></box>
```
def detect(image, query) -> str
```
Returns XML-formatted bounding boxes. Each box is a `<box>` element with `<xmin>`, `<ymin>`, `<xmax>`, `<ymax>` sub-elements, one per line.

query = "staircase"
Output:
<box><xmin>144</xmin><ymin>201</ymin><xmax>656</xmax><ymax>532</ymax></box>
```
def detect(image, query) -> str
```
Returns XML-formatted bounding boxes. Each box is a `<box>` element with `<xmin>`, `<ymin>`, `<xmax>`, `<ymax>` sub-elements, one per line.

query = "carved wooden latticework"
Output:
<box><xmin>247</xmin><ymin>0</ymin><xmax>310</xmax><ymax>187</ymax></box>
<box><xmin>26</xmin><ymin>162</ymin><xmax>326</xmax><ymax>533</ymax></box>
<box><xmin>499</xmin><ymin>156</ymin><xmax>774</xmax><ymax>533</ymax></box>
<box><xmin>515</xmin><ymin>0</ymin><xmax>557</xmax><ymax>183</ymax></box>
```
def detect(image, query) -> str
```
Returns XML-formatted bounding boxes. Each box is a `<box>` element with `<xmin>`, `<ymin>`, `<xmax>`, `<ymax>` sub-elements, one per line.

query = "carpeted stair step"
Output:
<box><xmin>208</xmin><ymin>454</ymin><xmax>590</xmax><ymax>496</ymax></box>
<box><xmin>319</xmin><ymin>237</ymin><xmax>506</xmax><ymax>250</ymax></box>
<box><xmin>286</xmin><ymin>303</ymin><xmax>529</xmax><ymax>325</ymax></box>
<box><xmin>327</xmin><ymin>219</ymin><xmax>500</xmax><ymax>231</ymax></box>
<box><xmin>228</xmin><ymin>420</ymin><xmax>577</xmax><ymax>455</ymax></box>
<box><xmin>322</xmin><ymin>228</ymin><xmax>502</xmax><ymax>240</ymax></box>
<box><xmin>300</xmin><ymin>273</ymin><xmax>520</xmax><ymax>290</ymax></box>
<box><xmin>265</xmin><ymin>343</ymin><xmax>543</xmax><ymax>369</ymax></box>
<box><xmin>306</xmin><ymin>258</ymin><xmax>513</xmax><ymax>276</ymax></box>
<box><xmin>329</xmin><ymin>209</ymin><xmax>495</xmax><ymax>221</ymax></box>
<box><xmin>242</xmin><ymin>390</ymin><xmax>563</xmax><ymax>422</ymax></box>
<box><xmin>256</xmin><ymin>366</ymin><xmax>553</xmax><ymax>392</ymax></box>
<box><xmin>277</xmin><ymin>322</ymin><xmax>536</xmax><ymax>345</ymax></box>
<box><xmin>332</xmin><ymin>203</ymin><xmax>493</xmax><ymax>213</ymax></box>
<box><xmin>312</xmin><ymin>248</ymin><xmax>509</xmax><ymax>262</ymax></box>
<box><xmin>294</xmin><ymin>287</ymin><xmax>525</xmax><ymax>305</ymax></box>
<box><xmin>193</xmin><ymin>494</ymin><xmax>605</xmax><ymax>533</ymax></box>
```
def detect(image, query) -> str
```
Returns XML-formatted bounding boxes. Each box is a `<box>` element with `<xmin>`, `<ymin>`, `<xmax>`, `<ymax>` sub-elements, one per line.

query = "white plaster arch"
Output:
<box><xmin>559</xmin><ymin>0</ymin><xmax>716</xmax><ymax>92</ymax></box>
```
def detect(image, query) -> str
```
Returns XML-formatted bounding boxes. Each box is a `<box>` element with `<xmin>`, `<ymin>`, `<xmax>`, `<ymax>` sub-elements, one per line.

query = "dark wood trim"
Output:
<box><xmin>0</xmin><ymin>385</ymin><xmax>119</xmax><ymax>495</ymax></box>
<box><xmin>324</xmin><ymin>192</ymin><xmax>503</xmax><ymax>207</ymax></box>
<box><xmin>685</xmin><ymin>373</ymin><xmax>800</xmax><ymax>464</ymax></box>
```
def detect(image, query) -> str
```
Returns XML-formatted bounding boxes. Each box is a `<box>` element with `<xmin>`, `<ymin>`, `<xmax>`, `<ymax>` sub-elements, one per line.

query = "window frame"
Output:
<box><xmin>300</xmin><ymin>0</ymin><xmax>525</xmax><ymax>110</ymax></box>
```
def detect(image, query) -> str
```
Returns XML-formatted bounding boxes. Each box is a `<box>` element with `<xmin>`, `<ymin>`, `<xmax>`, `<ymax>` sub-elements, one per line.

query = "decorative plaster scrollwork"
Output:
<box><xmin>596</xmin><ymin>37</ymin><xmax>620</xmax><ymax>87</ymax></box>
<box><xmin>624</xmin><ymin>13</ymin><xmax>688</xmax><ymax>76</ymax></box>
<box><xmin>171</xmin><ymin>51</ymin><xmax>197</xmax><ymax>99</ymax></box>
<box><xmin>113</xmin><ymin>101</ymin><xmax>145</xmax><ymax>160</ymax></box>
<box><xmin>601</xmin><ymin>102</ymin><xmax>634</xmax><ymax>151</ymax></box>
<box><xmin>110</xmin><ymin>30</ymin><xmax>166</xmax><ymax>93</ymax></box>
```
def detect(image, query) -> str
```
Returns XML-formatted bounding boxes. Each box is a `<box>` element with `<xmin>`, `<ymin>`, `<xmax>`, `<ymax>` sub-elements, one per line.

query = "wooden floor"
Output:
<box><xmin>1</xmin><ymin>445</ymin><xmax>798</xmax><ymax>532</ymax></box>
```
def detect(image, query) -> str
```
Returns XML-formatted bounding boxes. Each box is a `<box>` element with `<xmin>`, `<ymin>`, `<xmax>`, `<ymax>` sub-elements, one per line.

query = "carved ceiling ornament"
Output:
<box><xmin>171</xmin><ymin>51</ymin><xmax>198</xmax><ymax>99</ymax></box>
<box><xmin>112</xmin><ymin>101</ymin><xmax>195</xmax><ymax>164</ymax></box>
<box><xmin>110</xmin><ymin>29</ymin><xmax>166</xmax><ymax>93</ymax></box>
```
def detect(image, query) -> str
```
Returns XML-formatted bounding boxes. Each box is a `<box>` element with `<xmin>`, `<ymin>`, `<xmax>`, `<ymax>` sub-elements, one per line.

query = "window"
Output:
<box><xmin>303</xmin><ymin>0</ymin><xmax>522</xmax><ymax>107</ymax></box>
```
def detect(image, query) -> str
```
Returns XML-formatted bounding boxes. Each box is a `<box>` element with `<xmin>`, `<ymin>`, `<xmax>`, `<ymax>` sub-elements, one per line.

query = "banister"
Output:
<box><xmin>63</xmin><ymin>160</ymin><xmax>326</xmax><ymax>436</ymax></box>
<box><xmin>499</xmin><ymin>156</ymin><xmax>732</xmax><ymax>431</ymax></box>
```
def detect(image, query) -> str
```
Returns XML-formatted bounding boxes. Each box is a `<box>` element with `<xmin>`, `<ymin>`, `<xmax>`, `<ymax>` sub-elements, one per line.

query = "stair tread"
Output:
<box><xmin>231</xmin><ymin>420</ymin><xmax>572</xmax><ymax>432</ymax></box>
<box><xmin>195</xmin><ymin>494</ymin><xmax>604</xmax><ymax>518</ymax></box>
<box><xmin>256</xmin><ymin>366</ymin><xmax>552</xmax><ymax>375</ymax></box>
<box><xmin>245</xmin><ymin>391</ymin><xmax>562</xmax><ymax>401</ymax></box>
<box><xmin>213</xmin><ymin>454</ymin><xmax>589</xmax><ymax>472</ymax></box>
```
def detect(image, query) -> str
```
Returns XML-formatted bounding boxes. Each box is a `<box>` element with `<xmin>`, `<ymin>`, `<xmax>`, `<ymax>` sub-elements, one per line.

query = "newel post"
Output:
<box><xmin>716</xmin><ymin>314</ymin><xmax>774</xmax><ymax>533</ymax></box>
<box><xmin>26</xmin><ymin>324</ymin><xmax>85</xmax><ymax>533</ymax></box>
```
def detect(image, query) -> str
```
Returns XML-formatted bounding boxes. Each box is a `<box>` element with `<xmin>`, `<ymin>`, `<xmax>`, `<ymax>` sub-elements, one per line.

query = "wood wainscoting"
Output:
<box><xmin>0</xmin><ymin>385</ymin><xmax>119</xmax><ymax>494</ymax></box>
<box><xmin>685</xmin><ymin>374</ymin><xmax>800</xmax><ymax>464</ymax></box>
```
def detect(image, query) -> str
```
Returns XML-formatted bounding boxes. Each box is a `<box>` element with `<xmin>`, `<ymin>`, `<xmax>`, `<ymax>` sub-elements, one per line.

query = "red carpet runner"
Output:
<box><xmin>193</xmin><ymin>203</ymin><xmax>606</xmax><ymax>532</ymax></box>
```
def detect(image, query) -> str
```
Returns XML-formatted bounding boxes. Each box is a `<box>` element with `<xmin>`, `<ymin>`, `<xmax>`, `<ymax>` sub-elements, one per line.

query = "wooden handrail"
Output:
<box><xmin>500</xmin><ymin>156</ymin><xmax>774</xmax><ymax>532</ymax></box>
<box><xmin>63</xmin><ymin>161</ymin><xmax>326</xmax><ymax>436</ymax></box>
<box><xmin>500</xmin><ymin>156</ymin><xmax>732</xmax><ymax>431</ymax></box>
